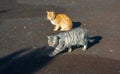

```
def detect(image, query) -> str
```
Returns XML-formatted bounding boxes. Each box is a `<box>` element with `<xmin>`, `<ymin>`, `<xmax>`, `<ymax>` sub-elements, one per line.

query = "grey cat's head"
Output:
<box><xmin>47</xmin><ymin>35</ymin><xmax>59</xmax><ymax>47</ymax></box>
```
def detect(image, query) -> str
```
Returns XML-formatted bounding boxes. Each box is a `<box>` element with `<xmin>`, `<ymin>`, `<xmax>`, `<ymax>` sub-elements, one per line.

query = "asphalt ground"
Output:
<box><xmin>0</xmin><ymin>0</ymin><xmax>120</xmax><ymax>74</ymax></box>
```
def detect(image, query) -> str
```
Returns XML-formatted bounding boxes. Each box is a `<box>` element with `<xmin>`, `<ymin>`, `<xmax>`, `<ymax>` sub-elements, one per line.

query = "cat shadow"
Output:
<box><xmin>72</xmin><ymin>22</ymin><xmax>81</xmax><ymax>28</ymax></box>
<box><xmin>0</xmin><ymin>9</ymin><xmax>13</xmax><ymax>14</ymax></box>
<box><xmin>88</xmin><ymin>36</ymin><xmax>103</xmax><ymax>48</ymax></box>
<box><xmin>0</xmin><ymin>46</ymin><xmax>55</xmax><ymax>74</ymax></box>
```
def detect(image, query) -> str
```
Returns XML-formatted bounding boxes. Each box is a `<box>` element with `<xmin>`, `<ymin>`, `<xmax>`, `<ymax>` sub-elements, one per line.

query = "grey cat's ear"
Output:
<box><xmin>47</xmin><ymin>35</ymin><xmax>50</xmax><ymax>39</ymax></box>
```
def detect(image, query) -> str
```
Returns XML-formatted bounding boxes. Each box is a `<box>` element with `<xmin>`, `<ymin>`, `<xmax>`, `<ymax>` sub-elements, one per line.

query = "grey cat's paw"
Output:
<box><xmin>68</xmin><ymin>48</ymin><xmax>72</xmax><ymax>52</ymax></box>
<box><xmin>49</xmin><ymin>54</ymin><xmax>56</xmax><ymax>57</ymax></box>
<box><xmin>82</xmin><ymin>45</ymin><xmax>87</xmax><ymax>51</ymax></box>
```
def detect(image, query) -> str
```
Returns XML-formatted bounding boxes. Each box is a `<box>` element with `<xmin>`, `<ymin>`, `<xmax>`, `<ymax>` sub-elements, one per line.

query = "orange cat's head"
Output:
<box><xmin>47</xmin><ymin>11</ymin><xmax>55</xmax><ymax>20</ymax></box>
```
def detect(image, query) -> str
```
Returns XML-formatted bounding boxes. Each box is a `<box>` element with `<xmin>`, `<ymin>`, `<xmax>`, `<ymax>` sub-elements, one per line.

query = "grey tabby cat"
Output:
<box><xmin>47</xmin><ymin>28</ymin><xmax>89</xmax><ymax>57</ymax></box>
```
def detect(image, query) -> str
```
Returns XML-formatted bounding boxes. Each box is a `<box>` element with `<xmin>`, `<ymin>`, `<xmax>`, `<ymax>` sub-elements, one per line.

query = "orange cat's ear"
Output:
<box><xmin>49</xmin><ymin>11</ymin><xmax>54</xmax><ymax>15</ymax></box>
<box><xmin>47</xmin><ymin>11</ymin><xmax>49</xmax><ymax>13</ymax></box>
<box><xmin>51</xmin><ymin>11</ymin><xmax>54</xmax><ymax>13</ymax></box>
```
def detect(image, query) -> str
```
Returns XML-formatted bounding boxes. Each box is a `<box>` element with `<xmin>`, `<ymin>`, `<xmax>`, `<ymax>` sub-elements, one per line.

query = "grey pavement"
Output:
<box><xmin>0</xmin><ymin>0</ymin><xmax>120</xmax><ymax>74</ymax></box>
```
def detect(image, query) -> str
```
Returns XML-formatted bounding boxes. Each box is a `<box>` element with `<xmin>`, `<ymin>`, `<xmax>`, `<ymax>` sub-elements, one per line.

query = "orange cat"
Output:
<box><xmin>47</xmin><ymin>11</ymin><xmax>73</xmax><ymax>31</ymax></box>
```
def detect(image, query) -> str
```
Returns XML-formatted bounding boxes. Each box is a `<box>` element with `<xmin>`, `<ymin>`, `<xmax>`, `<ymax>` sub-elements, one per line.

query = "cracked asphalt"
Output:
<box><xmin>0</xmin><ymin>0</ymin><xmax>120</xmax><ymax>74</ymax></box>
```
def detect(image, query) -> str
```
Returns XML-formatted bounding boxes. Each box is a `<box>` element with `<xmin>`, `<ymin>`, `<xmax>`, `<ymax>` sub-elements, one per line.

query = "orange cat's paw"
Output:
<box><xmin>60</xmin><ymin>29</ymin><xmax>65</xmax><ymax>31</ymax></box>
<box><xmin>54</xmin><ymin>29</ymin><xmax>58</xmax><ymax>31</ymax></box>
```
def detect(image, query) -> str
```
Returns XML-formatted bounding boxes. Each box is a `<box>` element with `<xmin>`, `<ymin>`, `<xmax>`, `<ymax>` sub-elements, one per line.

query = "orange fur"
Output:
<box><xmin>47</xmin><ymin>11</ymin><xmax>73</xmax><ymax>31</ymax></box>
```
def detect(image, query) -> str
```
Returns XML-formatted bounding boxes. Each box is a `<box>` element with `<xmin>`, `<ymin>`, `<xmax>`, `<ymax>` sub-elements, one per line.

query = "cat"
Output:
<box><xmin>47</xmin><ymin>11</ymin><xmax>73</xmax><ymax>31</ymax></box>
<box><xmin>47</xmin><ymin>28</ymin><xmax>89</xmax><ymax>57</ymax></box>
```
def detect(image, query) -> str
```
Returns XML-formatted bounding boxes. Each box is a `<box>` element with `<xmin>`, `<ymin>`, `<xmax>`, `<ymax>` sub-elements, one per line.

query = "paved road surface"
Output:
<box><xmin>0</xmin><ymin>0</ymin><xmax>120</xmax><ymax>74</ymax></box>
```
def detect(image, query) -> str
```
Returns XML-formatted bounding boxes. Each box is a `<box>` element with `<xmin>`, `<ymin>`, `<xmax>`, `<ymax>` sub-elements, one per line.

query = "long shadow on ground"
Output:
<box><xmin>0</xmin><ymin>9</ymin><xmax>13</xmax><ymax>13</ymax></box>
<box><xmin>0</xmin><ymin>46</ymin><xmax>54</xmax><ymax>74</ymax></box>
<box><xmin>0</xmin><ymin>36</ymin><xmax>103</xmax><ymax>74</ymax></box>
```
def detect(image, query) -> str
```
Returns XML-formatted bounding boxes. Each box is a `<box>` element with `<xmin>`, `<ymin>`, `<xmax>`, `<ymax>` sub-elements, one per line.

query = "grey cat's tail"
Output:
<box><xmin>89</xmin><ymin>38</ymin><xmax>95</xmax><ymax>43</ymax></box>
<box><xmin>88</xmin><ymin>36</ymin><xmax>102</xmax><ymax>44</ymax></box>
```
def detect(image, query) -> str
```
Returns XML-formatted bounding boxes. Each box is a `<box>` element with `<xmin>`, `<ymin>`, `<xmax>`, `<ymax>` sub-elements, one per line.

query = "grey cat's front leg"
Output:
<box><xmin>67</xmin><ymin>46</ymin><xmax>72</xmax><ymax>52</ymax></box>
<box><xmin>49</xmin><ymin>47</ymin><xmax>65</xmax><ymax>57</ymax></box>
<box><xmin>82</xmin><ymin>45</ymin><xmax>87</xmax><ymax>51</ymax></box>
<box><xmin>49</xmin><ymin>40</ymin><xmax>65</xmax><ymax>57</ymax></box>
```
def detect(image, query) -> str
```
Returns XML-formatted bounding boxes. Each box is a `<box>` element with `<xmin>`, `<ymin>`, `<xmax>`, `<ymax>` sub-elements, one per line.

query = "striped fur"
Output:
<box><xmin>47</xmin><ymin>28</ymin><xmax>89</xmax><ymax>57</ymax></box>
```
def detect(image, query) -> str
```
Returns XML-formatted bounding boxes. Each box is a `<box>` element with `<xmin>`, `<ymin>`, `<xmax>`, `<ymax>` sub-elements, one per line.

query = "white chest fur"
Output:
<box><xmin>51</xmin><ymin>20</ymin><xmax>56</xmax><ymax>25</ymax></box>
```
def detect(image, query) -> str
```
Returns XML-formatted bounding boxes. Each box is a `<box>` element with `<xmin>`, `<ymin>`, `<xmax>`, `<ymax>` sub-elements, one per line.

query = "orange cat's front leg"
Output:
<box><xmin>54</xmin><ymin>25</ymin><xmax>60</xmax><ymax>31</ymax></box>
